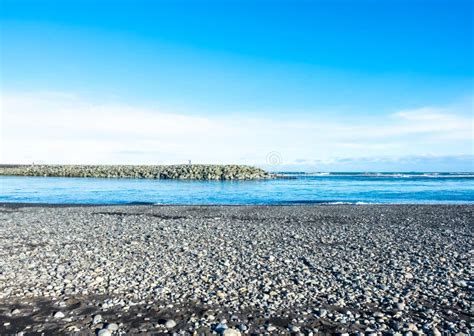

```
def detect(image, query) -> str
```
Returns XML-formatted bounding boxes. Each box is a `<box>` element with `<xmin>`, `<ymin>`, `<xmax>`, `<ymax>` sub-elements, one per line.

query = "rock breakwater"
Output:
<box><xmin>0</xmin><ymin>164</ymin><xmax>272</xmax><ymax>180</ymax></box>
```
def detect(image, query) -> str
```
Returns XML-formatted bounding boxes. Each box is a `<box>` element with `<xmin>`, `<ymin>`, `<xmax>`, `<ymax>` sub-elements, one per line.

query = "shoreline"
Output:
<box><xmin>1</xmin><ymin>202</ymin><xmax>473</xmax><ymax>208</ymax></box>
<box><xmin>1</xmin><ymin>205</ymin><xmax>472</xmax><ymax>334</ymax></box>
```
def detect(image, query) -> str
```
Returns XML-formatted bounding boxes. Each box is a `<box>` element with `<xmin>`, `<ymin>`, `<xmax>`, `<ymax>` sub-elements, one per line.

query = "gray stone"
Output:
<box><xmin>93</xmin><ymin>314</ymin><xmax>103</xmax><ymax>325</ymax></box>
<box><xmin>97</xmin><ymin>329</ymin><xmax>111</xmax><ymax>336</ymax></box>
<box><xmin>106</xmin><ymin>323</ymin><xmax>119</xmax><ymax>331</ymax></box>
<box><xmin>267</xmin><ymin>324</ymin><xmax>277</xmax><ymax>331</ymax></box>
<box><xmin>165</xmin><ymin>319</ymin><xmax>176</xmax><ymax>329</ymax></box>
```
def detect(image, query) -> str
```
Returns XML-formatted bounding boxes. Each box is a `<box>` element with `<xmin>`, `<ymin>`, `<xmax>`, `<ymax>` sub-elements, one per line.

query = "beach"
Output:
<box><xmin>0</xmin><ymin>204</ymin><xmax>472</xmax><ymax>335</ymax></box>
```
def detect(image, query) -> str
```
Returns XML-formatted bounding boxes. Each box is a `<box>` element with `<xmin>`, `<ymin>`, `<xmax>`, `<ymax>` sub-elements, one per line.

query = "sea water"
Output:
<box><xmin>1</xmin><ymin>172</ymin><xmax>473</xmax><ymax>204</ymax></box>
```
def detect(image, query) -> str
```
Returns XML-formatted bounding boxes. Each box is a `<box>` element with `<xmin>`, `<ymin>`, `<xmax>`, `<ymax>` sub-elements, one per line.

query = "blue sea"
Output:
<box><xmin>1</xmin><ymin>172</ymin><xmax>473</xmax><ymax>204</ymax></box>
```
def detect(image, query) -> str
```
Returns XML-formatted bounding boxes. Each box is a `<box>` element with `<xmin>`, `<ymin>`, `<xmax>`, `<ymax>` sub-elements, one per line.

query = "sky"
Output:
<box><xmin>0</xmin><ymin>0</ymin><xmax>473</xmax><ymax>171</ymax></box>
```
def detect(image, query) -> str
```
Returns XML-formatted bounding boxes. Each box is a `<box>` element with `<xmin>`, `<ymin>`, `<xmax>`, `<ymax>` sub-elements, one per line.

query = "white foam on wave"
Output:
<box><xmin>322</xmin><ymin>201</ymin><xmax>374</xmax><ymax>205</ymax></box>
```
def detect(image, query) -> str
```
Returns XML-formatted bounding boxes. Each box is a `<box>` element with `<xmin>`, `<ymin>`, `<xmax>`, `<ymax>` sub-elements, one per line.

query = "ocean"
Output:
<box><xmin>1</xmin><ymin>172</ymin><xmax>473</xmax><ymax>204</ymax></box>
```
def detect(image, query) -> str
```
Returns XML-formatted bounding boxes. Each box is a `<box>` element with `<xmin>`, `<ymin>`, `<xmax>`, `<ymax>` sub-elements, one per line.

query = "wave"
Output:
<box><xmin>321</xmin><ymin>201</ymin><xmax>371</xmax><ymax>205</ymax></box>
<box><xmin>277</xmin><ymin>172</ymin><xmax>474</xmax><ymax>178</ymax></box>
<box><xmin>125</xmin><ymin>201</ymin><xmax>156</xmax><ymax>205</ymax></box>
<box><xmin>272</xmin><ymin>200</ymin><xmax>374</xmax><ymax>205</ymax></box>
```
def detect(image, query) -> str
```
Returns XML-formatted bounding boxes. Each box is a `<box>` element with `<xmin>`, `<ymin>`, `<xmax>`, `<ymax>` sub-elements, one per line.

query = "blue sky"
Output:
<box><xmin>1</xmin><ymin>0</ymin><xmax>473</xmax><ymax>171</ymax></box>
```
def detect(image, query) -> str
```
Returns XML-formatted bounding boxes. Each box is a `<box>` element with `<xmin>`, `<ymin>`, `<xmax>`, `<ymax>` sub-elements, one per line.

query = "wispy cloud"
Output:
<box><xmin>1</xmin><ymin>91</ymin><xmax>472</xmax><ymax>169</ymax></box>
<box><xmin>265</xmin><ymin>155</ymin><xmax>474</xmax><ymax>172</ymax></box>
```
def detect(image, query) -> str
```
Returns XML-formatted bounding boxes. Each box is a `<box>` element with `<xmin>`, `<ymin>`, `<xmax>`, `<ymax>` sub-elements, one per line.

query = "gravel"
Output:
<box><xmin>0</xmin><ymin>204</ymin><xmax>472</xmax><ymax>335</ymax></box>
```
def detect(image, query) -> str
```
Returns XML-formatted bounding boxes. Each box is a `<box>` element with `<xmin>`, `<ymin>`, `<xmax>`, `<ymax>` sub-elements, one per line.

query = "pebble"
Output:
<box><xmin>432</xmin><ymin>327</ymin><xmax>442</xmax><ymax>336</ymax></box>
<box><xmin>206</xmin><ymin>314</ymin><xmax>216</xmax><ymax>321</ymax></box>
<box><xmin>290</xmin><ymin>325</ymin><xmax>300</xmax><ymax>332</ymax></box>
<box><xmin>106</xmin><ymin>323</ymin><xmax>119</xmax><ymax>331</ymax></box>
<box><xmin>97</xmin><ymin>329</ymin><xmax>112</xmax><ymax>336</ymax></box>
<box><xmin>93</xmin><ymin>314</ymin><xmax>103</xmax><ymax>324</ymax></box>
<box><xmin>53</xmin><ymin>311</ymin><xmax>65</xmax><ymax>318</ymax></box>
<box><xmin>165</xmin><ymin>319</ymin><xmax>177</xmax><ymax>329</ymax></box>
<box><xmin>267</xmin><ymin>324</ymin><xmax>277</xmax><ymax>331</ymax></box>
<box><xmin>238</xmin><ymin>324</ymin><xmax>248</xmax><ymax>331</ymax></box>
<box><xmin>395</xmin><ymin>303</ymin><xmax>406</xmax><ymax>311</ymax></box>
<box><xmin>214</xmin><ymin>323</ymin><xmax>228</xmax><ymax>333</ymax></box>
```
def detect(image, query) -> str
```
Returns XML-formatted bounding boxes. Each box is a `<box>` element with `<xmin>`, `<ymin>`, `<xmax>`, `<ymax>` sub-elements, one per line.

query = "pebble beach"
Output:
<box><xmin>0</xmin><ymin>204</ymin><xmax>472</xmax><ymax>335</ymax></box>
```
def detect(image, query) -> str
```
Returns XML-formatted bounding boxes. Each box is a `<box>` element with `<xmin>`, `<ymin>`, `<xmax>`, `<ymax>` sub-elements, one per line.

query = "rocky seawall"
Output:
<box><xmin>0</xmin><ymin>164</ymin><xmax>272</xmax><ymax>180</ymax></box>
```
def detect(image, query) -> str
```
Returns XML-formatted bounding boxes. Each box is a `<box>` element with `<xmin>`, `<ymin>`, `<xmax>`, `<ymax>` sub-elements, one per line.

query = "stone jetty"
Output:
<box><xmin>0</xmin><ymin>164</ymin><xmax>272</xmax><ymax>180</ymax></box>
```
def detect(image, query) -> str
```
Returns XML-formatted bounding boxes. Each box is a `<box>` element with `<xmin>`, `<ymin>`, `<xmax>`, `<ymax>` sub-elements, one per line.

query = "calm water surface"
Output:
<box><xmin>1</xmin><ymin>173</ymin><xmax>473</xmax><ymax>204</ymax></box>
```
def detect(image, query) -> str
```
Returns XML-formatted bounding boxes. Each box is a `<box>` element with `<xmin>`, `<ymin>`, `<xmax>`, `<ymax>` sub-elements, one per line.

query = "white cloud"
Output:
<box><xmin>264</xmin><ymin>154</ymin><xmax>474</xmax><ymax>172</ymax></box>
<box><xmin>1</xmin><ymin>91</ymin><xmax>472</xmax><ymax>167</ymax></box>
